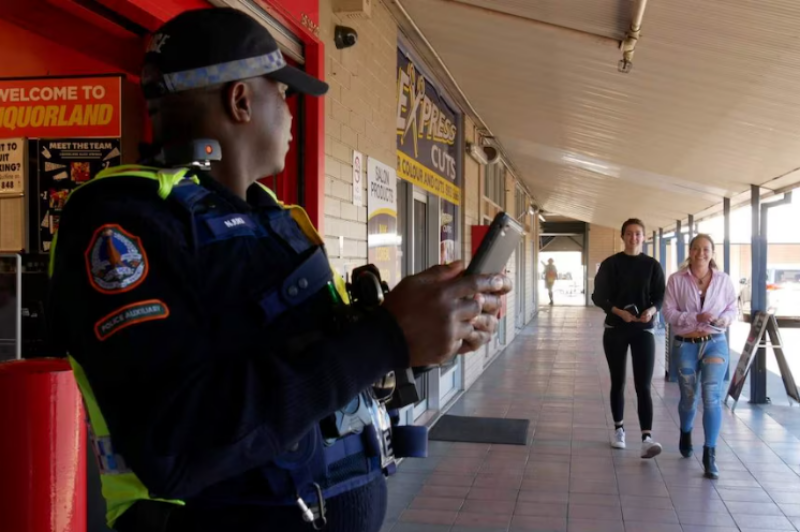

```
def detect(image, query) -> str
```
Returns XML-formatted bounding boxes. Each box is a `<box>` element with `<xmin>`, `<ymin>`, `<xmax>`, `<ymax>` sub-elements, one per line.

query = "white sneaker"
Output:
<box><xmin>611</xmin><ymin>427</ymin><xmax>626</xmax><ymax>449</ymax></box>
<box><xmin>641</xmin><ymin>436</ymin><xmax>663</xmax><ymax>459</ymax></box>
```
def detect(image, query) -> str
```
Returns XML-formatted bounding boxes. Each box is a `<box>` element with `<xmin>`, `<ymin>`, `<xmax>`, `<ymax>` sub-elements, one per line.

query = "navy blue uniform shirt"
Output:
<box><xmin>47</xmin><ymin>171</ymin><xmax>409</xmax><ymax>529</ymax></box>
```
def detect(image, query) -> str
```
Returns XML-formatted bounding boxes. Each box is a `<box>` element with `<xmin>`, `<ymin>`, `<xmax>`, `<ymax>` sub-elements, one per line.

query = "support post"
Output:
<box><xmin>688</xmin><ymin>214</ymin><xmax>694</xmax><ymax>242</ymax></box>
<box><xmin>724</xmin><ymin>197</ymin><xmax>731</xmax><ymax>380</ymax></box>
<box><xmin>676</xmin><ymin>220</ymin><xmax>685</xmax><ymax>265</ymax></box>
<box><xmin>750</xmin><ymin>185</ymin><xmax>767</xmax><ymax>403</ymax></box>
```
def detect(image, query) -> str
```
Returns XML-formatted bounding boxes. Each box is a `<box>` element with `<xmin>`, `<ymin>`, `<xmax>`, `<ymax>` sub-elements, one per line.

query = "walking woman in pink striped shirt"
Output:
<box><xmin>663</xmin><ymin>234</ymin><xmax>737</xmax><ymax>479</ymax></box>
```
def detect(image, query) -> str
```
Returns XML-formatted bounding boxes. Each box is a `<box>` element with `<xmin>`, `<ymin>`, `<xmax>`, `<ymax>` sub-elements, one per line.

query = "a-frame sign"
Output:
<box><xmin>726</xmin><ymin>311</ymin><xmax>800</xmax><ymax>411</ymax></box>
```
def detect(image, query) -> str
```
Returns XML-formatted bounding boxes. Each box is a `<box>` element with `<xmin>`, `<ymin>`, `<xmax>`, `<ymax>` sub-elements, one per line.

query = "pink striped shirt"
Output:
<box><xmin>663</xmin><ymin>268</ymin><xmax>738</xmax><ymax>336</ymax></box>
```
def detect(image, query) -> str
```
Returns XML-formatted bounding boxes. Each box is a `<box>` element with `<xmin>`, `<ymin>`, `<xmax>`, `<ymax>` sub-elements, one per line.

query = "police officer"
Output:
<box><xmin>47</xmin><ymin>8</ymin><xmax>511</xmax><ymax>532</ymax></box>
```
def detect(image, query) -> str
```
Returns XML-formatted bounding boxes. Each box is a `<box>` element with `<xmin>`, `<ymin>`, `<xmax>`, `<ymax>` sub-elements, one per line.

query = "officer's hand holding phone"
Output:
<box><xmin>383</xmin><ymin>212</ymin><xmax>517</xmax><ymax>366</ymax></box>
<box><xmin>383</xmin><ymin>262</ymin><xmax>510</xmax><ymax>367</ymax></box>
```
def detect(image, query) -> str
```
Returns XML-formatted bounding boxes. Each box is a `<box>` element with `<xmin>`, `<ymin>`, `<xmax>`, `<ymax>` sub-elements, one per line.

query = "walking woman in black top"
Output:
<box><xmin>592</xmin><ymin>219</ymin><xmax>666</xmax><ymax>459</ymax></box>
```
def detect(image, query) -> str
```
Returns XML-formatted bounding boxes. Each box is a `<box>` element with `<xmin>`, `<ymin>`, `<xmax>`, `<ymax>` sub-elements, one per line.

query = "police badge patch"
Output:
<box><xmin>85</xmin><ymin>224</ymin><xmax>149</xmax><ymax>294</ymax></box>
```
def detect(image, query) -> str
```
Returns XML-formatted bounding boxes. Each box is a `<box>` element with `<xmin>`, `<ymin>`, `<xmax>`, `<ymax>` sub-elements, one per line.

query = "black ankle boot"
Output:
<box><xmin>703</xmin><ymin>446</ymin><xmax>719</xmax><ymax>479</ymax></box>
<box><xmin>679</xmin><ymin>431</ymin><xmax>693</xmax><ymax>458</ymax></box>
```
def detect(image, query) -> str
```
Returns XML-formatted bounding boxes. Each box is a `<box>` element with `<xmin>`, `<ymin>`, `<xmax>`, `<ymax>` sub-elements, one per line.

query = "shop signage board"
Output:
<box><xmin>0</xmin><ymin>138</ymin><xmax>25</xmax><ymax>196</ymax></box>
<box><xmin>36</xmin><ymin>139</ymin><xmax>121</xmax><ymax>252</ymax></box>
<box><xmin>0</xmin><ymin>76</ymin><xmax>122</xmax><ymax>139</ymax></box>
<box><xmin>396</xmin><ymin>49</ymin><xmax>461</xmax><ymax>206</ymax></box>
<box><xmin>367</xmin><ymin>157</ymin><xmax>400</xmax><ymax>289</ymax></box>
<box><xmin>725</xmin><ymin>311</ymin><xmax>800</xmax><ymax>409</ymax></box>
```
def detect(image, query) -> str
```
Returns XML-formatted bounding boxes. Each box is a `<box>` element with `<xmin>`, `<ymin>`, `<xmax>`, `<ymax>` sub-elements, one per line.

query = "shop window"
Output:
<box><xmin>484</xmin><ymin>162</ymin><xmax>506</xmax><ymax>208</ymax></box>
<box><xmin>515</xmin><ymin>186</ymin><xmax>527</xmax><ymax>219</ymax></box>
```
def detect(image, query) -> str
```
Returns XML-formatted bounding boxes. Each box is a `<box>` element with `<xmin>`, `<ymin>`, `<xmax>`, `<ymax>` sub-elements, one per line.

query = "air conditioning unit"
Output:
<box><xmin>333</xmin><ymin>0</ymin><xmax>372</xmax><ymax>19</ymax></box>
<box><xmin>466</xmin><ymin>142</ymin><xmax>500</xmax><ymax>166</ymax></box>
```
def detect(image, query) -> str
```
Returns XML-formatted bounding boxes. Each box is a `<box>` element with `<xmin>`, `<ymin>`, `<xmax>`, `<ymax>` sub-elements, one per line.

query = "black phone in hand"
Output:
<box><xmin>623</xmin><ymin>304</ymin><xmax>640</xmax><ymax>317</ymax></box>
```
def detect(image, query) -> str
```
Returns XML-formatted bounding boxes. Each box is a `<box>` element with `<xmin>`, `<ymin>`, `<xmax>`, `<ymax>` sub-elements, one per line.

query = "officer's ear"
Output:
<box><xmin>224</xmin><ymin>81</ymin><xmax>252</xmax><ymax>124</ymax></box>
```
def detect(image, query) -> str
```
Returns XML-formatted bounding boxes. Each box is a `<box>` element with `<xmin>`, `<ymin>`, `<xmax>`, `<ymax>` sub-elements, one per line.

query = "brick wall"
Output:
<box><xmin>461</xmin><ymin>118</ymin><xmax>485</xmax><ymax>389</ymax></box>
<box><xmin>318</xmin><ymin>0</ymin><xmax>397</xmax><ymax>276</ymax></box>
<box><xmin>587</xmin><ymin>224</ymin><xmax>619</xmax><ymax>297</ymax></box>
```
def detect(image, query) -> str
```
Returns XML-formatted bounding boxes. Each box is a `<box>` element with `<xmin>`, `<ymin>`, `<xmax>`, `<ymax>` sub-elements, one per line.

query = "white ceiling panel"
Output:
<box><xmin>400</xmin><ymin>0</ymin><xmax>800</xmax><ymax>229</ymax></box>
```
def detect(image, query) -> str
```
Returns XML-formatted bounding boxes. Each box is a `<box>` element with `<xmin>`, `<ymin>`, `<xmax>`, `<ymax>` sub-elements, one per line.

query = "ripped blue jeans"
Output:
<box><xmin>674</xmin><ymin>334</ymin><xmax>729</xmax><ymax>448</ymax></box>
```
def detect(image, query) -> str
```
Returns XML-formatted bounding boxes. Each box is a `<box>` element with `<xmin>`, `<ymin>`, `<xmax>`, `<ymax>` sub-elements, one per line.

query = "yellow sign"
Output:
<box><xmin>396</xmin><ymin>151</ymin><xmax>461</xmax><ymax>205</ymax></box>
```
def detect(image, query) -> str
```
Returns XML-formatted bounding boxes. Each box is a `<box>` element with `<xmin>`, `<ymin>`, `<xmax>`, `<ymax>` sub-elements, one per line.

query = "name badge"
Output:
<box><xmin>205</xmin><ymin>214</ymin><xmax>258</xmax><ymax>239</ymax></box>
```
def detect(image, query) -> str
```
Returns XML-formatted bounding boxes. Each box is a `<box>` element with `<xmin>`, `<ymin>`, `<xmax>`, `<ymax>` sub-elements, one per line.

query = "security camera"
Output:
<box><xmin>334</xmin><ymin>26</ymin><xmax>358</xmax><ymax>49</ymax></box>
<box><xmin>466</xmin><ymin>142</ymin><xmax>500</xmax><ymax>165</ymax></box>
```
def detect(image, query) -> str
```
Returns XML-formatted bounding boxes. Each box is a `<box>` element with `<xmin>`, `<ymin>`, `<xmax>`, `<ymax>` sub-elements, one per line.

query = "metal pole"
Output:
<box><xmin>724</xmin><ymin>197</ymin><xmax>731</xmax><ymax>381</ymax></box>
<box><xmin>751</xmin><ymin>191</ymin><xmax>794</xmax><ymax>403</ymax></box>
<box><xmin>584</xmin><ymin>227</ymin><xmax>590</xmax><ymax>307</ymax></box>
<box><xmin>658</xmin><ymin>229</ymin><xmax>667</xmax><ymax>329</ymax></box>
<box><xmin>653</xmin><ymin>231</ymin><xmax>657</xmax><ymax>261</ymax></box>
<box><xmin>688</xmin><ymin>214</ymin><xmax>694</xmax><ymax>242</ymax></box>
<box><xmin>750</xmin><ymin>185</ymin><xmax>767</xmax><ymax>403</ymax></box>
<box><xmin>676</xmin><ymin>220</ymin><xmax>685</xmax><ymax>265</ymax></box>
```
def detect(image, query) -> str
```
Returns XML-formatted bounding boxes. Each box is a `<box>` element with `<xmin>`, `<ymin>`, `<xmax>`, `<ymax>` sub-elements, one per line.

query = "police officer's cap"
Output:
<box><xmin>141</xmin><ymin>8</ymin><xmax>328</xmax><ymax>100</ymax></box>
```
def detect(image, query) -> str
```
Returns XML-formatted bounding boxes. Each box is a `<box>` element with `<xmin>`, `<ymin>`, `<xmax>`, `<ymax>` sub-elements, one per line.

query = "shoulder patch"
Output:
<box><xmin>94</xmin><ymin>300</ymin><xmax>170</xmax><ymax>341</ymax></box>
<box><xmin>85</xmin><ymin>224</ymin><xmax>149</xmax><ymax>294</ymax></box>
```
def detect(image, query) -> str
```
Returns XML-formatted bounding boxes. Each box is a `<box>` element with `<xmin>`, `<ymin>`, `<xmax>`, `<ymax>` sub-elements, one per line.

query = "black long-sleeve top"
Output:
<box><xmin>592</xmin><ymin>252</ymin><xmax>666</xmax><ymax>329</ymax></box>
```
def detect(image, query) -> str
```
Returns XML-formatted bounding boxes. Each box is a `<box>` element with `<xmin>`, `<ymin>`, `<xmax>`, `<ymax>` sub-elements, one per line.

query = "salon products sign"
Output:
<box><xmin>0</xmin><ymin>76</ymin><xmax>121</xmax><ymax>138</ymax></box>
<box><xmin>367</xmin><ymin>157</ymin><xmax>401</xmax><ymax>288</ymax></box>
<box><xmin>396</xmin><ymin>49</ymin><xmax>461</xmax><ymax>205</ymax></box>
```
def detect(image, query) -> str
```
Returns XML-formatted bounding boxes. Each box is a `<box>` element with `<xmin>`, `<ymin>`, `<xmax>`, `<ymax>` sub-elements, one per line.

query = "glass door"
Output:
<box><xmin>411</xmin><ymin>189</ymin><xmax>429</xmax><ymax>420</ymax></box>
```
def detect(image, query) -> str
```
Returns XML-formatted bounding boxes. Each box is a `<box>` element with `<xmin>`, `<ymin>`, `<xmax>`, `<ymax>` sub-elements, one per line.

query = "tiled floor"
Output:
<box><xmin>382</xmin><ymin>306</ymin><xmax>800</xmax><ymax>532</ymax></box>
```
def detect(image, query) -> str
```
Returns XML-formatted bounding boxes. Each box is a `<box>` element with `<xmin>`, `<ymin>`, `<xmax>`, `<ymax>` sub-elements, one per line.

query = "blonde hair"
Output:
<box><xmin>680</xmin><ymin>233</ymin><xmax>718</xmax><ymax>270</ymax></box>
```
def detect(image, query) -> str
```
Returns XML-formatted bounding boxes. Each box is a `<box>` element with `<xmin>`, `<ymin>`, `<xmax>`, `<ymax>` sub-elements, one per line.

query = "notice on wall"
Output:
<box><xmin>0</xmin><ymin>76</ymin><xmax>121</xmax><ymax>139</ymax></box>
<box><xmin>353</xmin><ymin>150</ymin><xmax>364</xmax><ymax>207</ymax></box>
<box><xmin>396</xmin><ymin>49</ymin><xmax>461</xmax><ymax>205</ymax></box>
<box><xmin>37</xmin><ymin>139</ymin><xmax>121</xmax><ymax>252</ymax></box>
<box><xmin>367</xmin><ymin>157</ymin><xmax>401</xmax><ymax>288</ymax></box>
<box><xmin>0</xmin><ymin>138</ymin><xmax>25</xmax><ymax>196</ymax></box>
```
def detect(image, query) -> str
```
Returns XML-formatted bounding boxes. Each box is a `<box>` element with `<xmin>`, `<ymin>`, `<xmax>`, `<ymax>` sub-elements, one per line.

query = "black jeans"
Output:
<box><xmin>603</xmin><ymin>327</ymin><xmax>655</xmax><ymax>432</ymax></box>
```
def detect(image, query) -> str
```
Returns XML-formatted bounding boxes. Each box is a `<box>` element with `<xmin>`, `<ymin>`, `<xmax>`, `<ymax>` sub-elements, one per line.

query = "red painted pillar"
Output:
<box><xmin>0</xmin><ymin>359</ymin><xmax>87</xmax><ymax>532</ymax></box>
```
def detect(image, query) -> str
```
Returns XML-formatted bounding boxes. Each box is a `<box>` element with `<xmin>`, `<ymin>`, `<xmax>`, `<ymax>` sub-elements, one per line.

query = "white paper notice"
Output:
<box><xmin>352</xmin><ymin>150</ymin><xmax>363</xmax><ymax>207</ymax></box>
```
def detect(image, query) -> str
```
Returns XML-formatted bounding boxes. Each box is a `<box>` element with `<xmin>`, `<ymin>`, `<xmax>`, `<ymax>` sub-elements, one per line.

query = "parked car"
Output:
<box><xmin>739</xmin><ymin>265</ymin><xmax>800</xmax><ymax>325</ymax></box>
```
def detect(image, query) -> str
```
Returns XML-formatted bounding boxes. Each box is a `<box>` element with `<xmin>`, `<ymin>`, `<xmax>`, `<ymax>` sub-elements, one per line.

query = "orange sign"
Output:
<box><xmin>0</xmin><ymin>76</ymin><xmax>121</xmax><ymax>139</ymax></box>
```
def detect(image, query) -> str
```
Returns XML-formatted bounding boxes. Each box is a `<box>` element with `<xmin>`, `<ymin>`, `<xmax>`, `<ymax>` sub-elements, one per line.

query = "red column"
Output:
<box><xmin>0</xmin><ymin>359</ymin><xmax>87</xmax><ymax>532</ymax></box>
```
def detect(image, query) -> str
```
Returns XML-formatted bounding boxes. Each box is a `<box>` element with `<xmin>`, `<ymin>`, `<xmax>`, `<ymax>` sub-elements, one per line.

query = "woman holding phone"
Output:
<box><xmin>663</xmin><ymin>234</ymin><xmax>737</xmax><ymax>479</ymax></box>
<box><xmin>593</xmin><ymin>219</ymin><xmax>666</xmax><ymax>459</ymax></box>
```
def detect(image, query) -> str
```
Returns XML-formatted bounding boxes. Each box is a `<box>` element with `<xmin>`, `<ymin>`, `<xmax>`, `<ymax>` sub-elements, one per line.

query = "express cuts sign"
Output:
<box><xmin>396</xmin><ymin>50</ymin><xmax>461</xmax><ymax>205</ymax></box>
<box><xmin>0</xmin><ymin>76</ymin><xmax>121</xmax><ymax>138</ymax></box>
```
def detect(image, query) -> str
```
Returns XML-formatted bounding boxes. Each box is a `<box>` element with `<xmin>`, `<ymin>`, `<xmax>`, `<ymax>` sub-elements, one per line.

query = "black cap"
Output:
<box><xmin>141</xmin><ymin>8</ymin><xmax>328</xmax><ymax>100</ymax></box>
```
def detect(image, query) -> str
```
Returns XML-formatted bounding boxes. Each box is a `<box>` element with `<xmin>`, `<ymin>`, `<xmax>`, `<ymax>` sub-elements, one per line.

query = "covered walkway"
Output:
<box><xmin>383</xmin><ymin>307</ymin><xmax>800</xmax><ymax>532</ymax></box>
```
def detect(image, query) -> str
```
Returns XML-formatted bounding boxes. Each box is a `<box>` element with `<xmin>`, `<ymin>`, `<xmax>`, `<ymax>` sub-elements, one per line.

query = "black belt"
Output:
<box><xmin>674</xmin><ymin>334</ymin><xmax>720</xmax><ymax>344</ymax></box>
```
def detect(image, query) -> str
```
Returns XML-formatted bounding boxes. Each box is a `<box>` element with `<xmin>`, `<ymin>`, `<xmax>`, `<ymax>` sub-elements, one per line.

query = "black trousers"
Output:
<box><xmin>602</xmin><ymin>327</ymin><xmax>655</xmax><ymax>432</ymax></box>
<box><xmin>115</xmin><ymin>475</ymin><xmax>388</xmax><ymax>532</ymax></box>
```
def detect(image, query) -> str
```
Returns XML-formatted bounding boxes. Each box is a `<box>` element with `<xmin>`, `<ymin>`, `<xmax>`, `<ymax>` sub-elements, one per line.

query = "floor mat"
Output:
<box><xmin>427</xmin><ymin>415</ymin><xmax>530</xmax><ymax>445</ymax></box>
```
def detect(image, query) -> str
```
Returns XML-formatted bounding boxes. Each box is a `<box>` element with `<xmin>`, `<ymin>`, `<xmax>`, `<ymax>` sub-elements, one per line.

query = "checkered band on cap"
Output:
<box><xmin>161</xmin><ymin>49</ymin><xmax>287</xmax><ymax>93</ymax></box>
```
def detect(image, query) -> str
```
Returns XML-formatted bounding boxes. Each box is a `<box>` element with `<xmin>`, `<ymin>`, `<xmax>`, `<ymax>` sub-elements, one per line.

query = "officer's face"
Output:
<box><xmin>252</xmin><ymin>78</ymin><xmax>292</xmax><ymax>176</ymax></box>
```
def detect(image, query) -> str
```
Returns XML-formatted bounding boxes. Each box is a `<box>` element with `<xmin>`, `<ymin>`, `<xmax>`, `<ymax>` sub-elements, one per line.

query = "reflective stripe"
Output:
<box><xmin>69</xmin><ymin>356</ymin><xmax>184</xmax><ymax>528</ymax></box>
<box><xmin>91</xmin><ymin>434</ymin><xmax>132</xmax><ymax>475</ymax></box>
